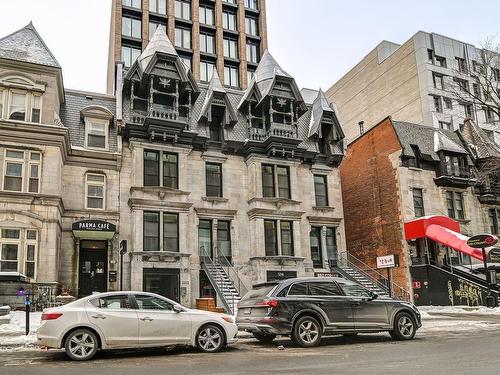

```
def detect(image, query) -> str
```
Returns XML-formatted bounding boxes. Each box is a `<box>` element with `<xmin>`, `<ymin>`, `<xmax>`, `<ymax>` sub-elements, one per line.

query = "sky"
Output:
<box><xmin>0</xmin><ymin>0</ymin><xmax>499</xmax><ymax>94</ymax></box>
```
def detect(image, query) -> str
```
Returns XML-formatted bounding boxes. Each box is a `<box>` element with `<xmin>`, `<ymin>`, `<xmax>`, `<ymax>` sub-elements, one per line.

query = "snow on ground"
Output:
<box><xmin>419</xmin><ymin>305</ymin><xmax>500</xmax><ymax>316</ymax></box>
<box><xmin>0</xmin><ymin>311</ymin><xmax>41</xmax><ymax>350</ymax></box>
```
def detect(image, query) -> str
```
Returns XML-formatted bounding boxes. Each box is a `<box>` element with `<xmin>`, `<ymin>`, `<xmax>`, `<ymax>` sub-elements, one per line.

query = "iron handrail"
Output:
<box><xmin>217</xmin><ymin>254</ymin><xmax>250</xmax><ymax>299</ymax></box>
<box><xmin>200</xmin><ymin>256</ymin><xmax>236</xmax><ymax>315</ymax></box>
<box><xmin>338</xmin><ymin>252</ymin><xmax>411</xmax><ymax>301</ymax></box>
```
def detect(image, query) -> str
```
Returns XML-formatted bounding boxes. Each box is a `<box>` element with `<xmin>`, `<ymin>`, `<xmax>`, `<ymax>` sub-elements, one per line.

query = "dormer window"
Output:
<box><xmin>85</xmin><ymin>120</ymin><xmax>108</xmax><ymax>150</ymax></box>
<box><xmin>81</xmin><ymin>105</ymin><xmax>114</xmax><ymax>151</ymax></box>
<box><xmin>0</xmin><ymin>76</ymin><xmax>45</xmax><ymax>123</ymax></box>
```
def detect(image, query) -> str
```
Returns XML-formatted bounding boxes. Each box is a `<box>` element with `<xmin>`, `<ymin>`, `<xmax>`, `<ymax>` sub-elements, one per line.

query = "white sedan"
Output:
<box><xmin>37</xmin><ymin>291</ymin><xmax>238</xmax><ymax>360</ymax></box>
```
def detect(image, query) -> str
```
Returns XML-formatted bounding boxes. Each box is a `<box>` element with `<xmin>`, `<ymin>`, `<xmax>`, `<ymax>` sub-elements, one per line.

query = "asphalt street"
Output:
<box><xmin>1</xmin><ymin>323</ymin><xmax>500</xmax><ymax>375</ymax></box>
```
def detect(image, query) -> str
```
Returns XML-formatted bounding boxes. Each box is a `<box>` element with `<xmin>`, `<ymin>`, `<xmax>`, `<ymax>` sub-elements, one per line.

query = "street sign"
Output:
<box><xmin>467</xmin><ymin>234</ymin><xmax>498</xmax><ymax>249</ymax></box>
<box><xmin>376</xmin><ymin>254</ymin><xmax>399</xmax><ymax>269</ymax></box>
<box><xmin>489</xmin><ymin>248</ymin><xmax>500</xmax><ymax>263</ymax></box>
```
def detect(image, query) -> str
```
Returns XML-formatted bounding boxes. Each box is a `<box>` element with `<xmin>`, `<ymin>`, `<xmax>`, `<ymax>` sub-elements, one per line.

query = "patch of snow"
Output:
<box><xmin>0</xmin><ymin>311</ymin><xmax>41</xmax><ymax>350</ymax></box>
<box><xmin>418</xmin><ymin>305</ymin><xmax>500</xmax><ymax>316</ymax></box>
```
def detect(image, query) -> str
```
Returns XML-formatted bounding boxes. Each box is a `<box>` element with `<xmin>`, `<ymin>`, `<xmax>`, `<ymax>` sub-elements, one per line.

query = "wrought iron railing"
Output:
<box><xmin>200</xmin><ymin>256</ymin><xmax>236</xmax><ymax>314</ymax></box>
<box><xmin>217</xmin><ymin>254</ymin><xmax>250</xmax><ymax>301</ymax></box>
<box><xmin>337</xmin><ymin>252</ymin><xmax>411</xmax><ymax>301</ymax></box>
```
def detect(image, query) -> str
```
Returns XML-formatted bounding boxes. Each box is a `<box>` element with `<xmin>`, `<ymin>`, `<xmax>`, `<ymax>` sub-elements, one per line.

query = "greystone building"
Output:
<box><xmin>0</xmin><ymin>23</ymin><xmax>120</xmax><ymax>307</ymax></box>
<box><xmin>0</xmin><ymin>23</ymin><xmax>348</xmax><ymax>311</ymax></box>
<box><xmin>117</xmin><ymin>26</ymin><xmax>347</xmax><ymax>310</ymax></box>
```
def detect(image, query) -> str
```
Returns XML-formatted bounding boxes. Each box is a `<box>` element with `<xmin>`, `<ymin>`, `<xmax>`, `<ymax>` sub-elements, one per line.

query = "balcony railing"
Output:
<box><xmin>249</xmin><ymin>122</ymin><xmax>298</xmax><ymax>141</ymax></box>
<box><xmin>130</xmin><ymin>105</ymin><xmax>184</xmax><ymax>125</ymax></box>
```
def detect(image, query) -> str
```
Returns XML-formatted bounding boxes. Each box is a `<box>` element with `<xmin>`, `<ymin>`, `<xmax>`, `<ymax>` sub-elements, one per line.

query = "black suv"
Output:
<box><xmin>236</xmin><ymin>277</ymin><xmax>421</xmax><ymax>347</ymax></box>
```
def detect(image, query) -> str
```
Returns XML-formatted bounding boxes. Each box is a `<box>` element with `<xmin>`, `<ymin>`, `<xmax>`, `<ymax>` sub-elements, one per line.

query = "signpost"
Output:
<box><xmin>119</xmin><ymin>240</ymin><xmax>127</xmax><ymax>291</ymax></box>
<box><xmin>467</xmin><ymin>234</ymin><xmax>499</xmax><ymax>308</ymax></box>
<box><xmin>376</xmin><ymin>254</ymin><xmax>400</xmax><ymax>297</ymax></box>
<box><xmin>17</xmin><ymin>287</ymin><xmax>30</xmax><ymax>335</ymax></box>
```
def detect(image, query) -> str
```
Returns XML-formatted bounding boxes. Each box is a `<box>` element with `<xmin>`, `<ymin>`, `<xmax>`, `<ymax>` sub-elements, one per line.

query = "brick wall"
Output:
<box><xmin>340</xmin><ymin>117</ymin><xmax>410</xmax><ymax>289</ymax></box>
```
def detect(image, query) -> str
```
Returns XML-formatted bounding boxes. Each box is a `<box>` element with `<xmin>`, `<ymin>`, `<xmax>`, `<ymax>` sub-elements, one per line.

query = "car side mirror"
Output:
<box><xmin>173</xmin><ymin>305</ymin><xmax>183</xmax><ymax>313</ymax></box>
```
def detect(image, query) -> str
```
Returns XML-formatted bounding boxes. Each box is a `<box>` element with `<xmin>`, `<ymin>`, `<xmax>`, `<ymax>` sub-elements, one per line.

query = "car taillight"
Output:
<box><xmin>256</xmin><ymin>299</ymin><xmax>279</xmax><ymax>308</ymax></box>
<box><xmin>41</xmin><ymin>312</ymin><xmax>63</xmax><ymax>320</ymax></box>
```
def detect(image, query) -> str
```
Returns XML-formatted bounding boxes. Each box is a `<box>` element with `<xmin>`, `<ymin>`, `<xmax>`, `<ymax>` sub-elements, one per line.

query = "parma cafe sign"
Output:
<box><xmin>72</xmin><ymin>220</ymin><xmax>116</xmax><ymax>240</ymax></box>
<box><xmin>466</xmin><ymin>234</ymin><xmax>499</xmax><ymax>249</ymax></box>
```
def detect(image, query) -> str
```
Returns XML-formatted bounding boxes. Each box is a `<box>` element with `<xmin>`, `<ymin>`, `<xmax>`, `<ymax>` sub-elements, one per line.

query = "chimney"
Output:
<box><xmin>359</xmin><ymin>121</ymin><xmax>365</xmax><ymax>135</ymax></box>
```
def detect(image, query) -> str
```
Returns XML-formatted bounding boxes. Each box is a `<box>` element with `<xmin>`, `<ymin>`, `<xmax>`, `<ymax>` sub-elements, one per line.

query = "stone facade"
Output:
<box><xmin>327</xmin><ymin>31</ymin><xmax>500</xmax><ymax>145</ymax></box>
<box><xmin>0</xmin><ymin>24</ymin><xmax>120</xmax><ymax>307</ymax></box>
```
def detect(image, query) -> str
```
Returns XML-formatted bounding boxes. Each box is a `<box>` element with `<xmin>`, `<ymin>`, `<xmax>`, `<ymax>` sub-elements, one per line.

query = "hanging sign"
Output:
<box><xmin>466</xmin><ymin>234</ymin><xmax>498</xmax><ymax>249</ymax></box>
<box><xmin>376</xmin><ymin>254</ymin><xmax>399</xmax><ymax>269</ymax></box>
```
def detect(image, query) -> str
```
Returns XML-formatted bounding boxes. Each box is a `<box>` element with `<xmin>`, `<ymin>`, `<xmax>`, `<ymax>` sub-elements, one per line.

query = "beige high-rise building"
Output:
<box><xmin>326</xmin><ymin>31</ymin><xmax>500</xmax><ymax>145</ymax></box>
<box><xmin>107</xmin><ymin>0</ymin><xmax>268</xmax><ymax>93</ymax></box>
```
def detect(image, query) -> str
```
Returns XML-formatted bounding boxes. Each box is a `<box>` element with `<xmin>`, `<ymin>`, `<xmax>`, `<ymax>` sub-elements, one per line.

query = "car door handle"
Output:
<box><xmin>91</xmin><ymin>314</ymin><xmax>106</xmax><ymax>319</ymax></box>
<box><xmin>140</xmin><ymin>316</ymin><xmax>153</xmax><ymax>321</ymax></box>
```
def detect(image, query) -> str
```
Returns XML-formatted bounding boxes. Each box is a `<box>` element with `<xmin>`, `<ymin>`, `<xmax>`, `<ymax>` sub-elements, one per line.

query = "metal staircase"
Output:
<box><xmin>333</xmin><ymin>253</ymin><xmax>411</xmax><ymax>301</ymax></box>
<box><xmin>201</xmin><ymin>255</ymin><xmax>249</xmax><ymax>315</ymax></box>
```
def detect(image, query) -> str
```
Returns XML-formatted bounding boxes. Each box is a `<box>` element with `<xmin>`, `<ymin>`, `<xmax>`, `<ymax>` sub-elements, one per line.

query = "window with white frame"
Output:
<box><xmin>122</xmin><ymin>16</ymin><xmax>142</xmax><ymax>39</ymax></box>
<box><xmin>85</xmin><ymin>119</ymin><xmax>109</xmax><ymax>150</ymax></box>
<box><xmin>2</xmin><ymin>149</ymin><xmax>41</xmax><ymax>193</ymax></box>
<box><xmin>121</xmin><ymin>45</ymin><xmax>141</xmax><ymax>68</ymax></box>
<box><xmin>0</xmin><ymin>228</ymin><xmax>38</xmax><ymax>279</ymax></box>
<box><xmin>85</xmin><ymin>173</ymin><xmax>105</xmax><ymax>210</ymax></box>
<box><xmin>200</xmin><ymin>33</ymin><xmax>215</xmax><ymax>54</ymax></box>
<box><xmin>245</xmin><ymin>0</ymin><xmax>258</xmax><ymax>10</ymax></box>
<box><xmin>0</xmin><ymin>76</ymin><xmax>44</xmax><ymax>123</ymax></box>
<box><xmin>246</xmin><ymin>43</ymin><xmax>258</xmax><ymax>63</ymax></box>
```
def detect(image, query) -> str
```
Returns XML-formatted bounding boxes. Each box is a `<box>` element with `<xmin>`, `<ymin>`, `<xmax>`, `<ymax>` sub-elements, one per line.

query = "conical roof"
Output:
<box><xmin>460</xmin><ymin>119</ymin><xmax>500</xmax><ymax>159</ymax></box>
<box><xmin>253</xmin><ymin>50</ymin><xmax>292</xmax><ymax>98</ymax></box>
<box><xmin>0</xmin><ymin>21</ymin><xmax>60</xmax><ymax>68</ymax></box>
<box><xmin>198</xmin><ymin>69</ymin><xmax>237</xmax><ymax>123</ymax></box>
<box><xmin>138</xmin><ymin>25</ymin><xmax>177</xmax><ymax>71</ymax></box>
<box><xmin>309</xmin><ymin>89</ymin><xmax>334</xmax><ymax>137</ymax></box>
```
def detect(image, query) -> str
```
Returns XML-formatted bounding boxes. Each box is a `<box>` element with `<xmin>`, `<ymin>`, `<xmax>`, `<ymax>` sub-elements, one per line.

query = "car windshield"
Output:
<box><xmin>241</xmin><ymin>284</ymin><xmax>277</xmax><ymax>300</ymax></box>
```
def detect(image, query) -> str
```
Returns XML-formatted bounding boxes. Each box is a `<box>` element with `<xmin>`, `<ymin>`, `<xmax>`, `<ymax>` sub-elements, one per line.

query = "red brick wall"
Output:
<box><xmin>340</xmin><ymin>118</ymin><xmax>409</xmax><ymax>289</ymax></box>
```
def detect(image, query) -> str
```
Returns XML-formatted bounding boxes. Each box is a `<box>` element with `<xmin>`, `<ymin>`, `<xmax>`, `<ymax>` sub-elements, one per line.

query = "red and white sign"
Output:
<box><xmin>376</xmin><ymin>254</ymin><xmax>398</xmax><ymax>269</ymax></box>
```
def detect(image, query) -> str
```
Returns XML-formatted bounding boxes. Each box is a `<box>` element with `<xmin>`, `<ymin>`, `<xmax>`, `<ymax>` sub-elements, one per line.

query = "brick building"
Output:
<box><xmin>340</xmin><ymin>116</ymin><xmax>500</xmax><ymax>305</ymax></box>
<box><xmin>107</xmin><ymin>0</ymin><xmax>268</xmax><ymax>93</ymax></box>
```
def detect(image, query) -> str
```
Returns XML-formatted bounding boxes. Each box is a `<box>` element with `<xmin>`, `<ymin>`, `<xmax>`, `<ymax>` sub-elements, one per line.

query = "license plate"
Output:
<box><xmin>242</xmin><ymin>308</ymin><xmax>251</xmax><ymax>315</ymax></box>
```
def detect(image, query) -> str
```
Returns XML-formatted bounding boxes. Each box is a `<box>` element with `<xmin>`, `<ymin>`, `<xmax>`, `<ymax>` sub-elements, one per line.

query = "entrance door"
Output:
<box><xmin>79</xmin><ymin>240</ymin><xmax>108</xmax><ymax>297</ymax></box>
<box><xmin>143</xmin><ymin>268</ymin><xmax>180</xmax><ymax>302</ymax></box>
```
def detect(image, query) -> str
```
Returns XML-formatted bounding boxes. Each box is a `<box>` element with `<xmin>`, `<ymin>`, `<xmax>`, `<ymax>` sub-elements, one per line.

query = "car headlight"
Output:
<box><xmin>221</xmin><ymin>316</ymin><xmax>234</xmax><ymax>323</ymax></box>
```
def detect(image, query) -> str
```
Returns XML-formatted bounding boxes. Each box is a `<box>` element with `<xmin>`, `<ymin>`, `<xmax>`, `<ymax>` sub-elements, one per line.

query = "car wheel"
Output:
<box><xmin>390</xmin><ymin>312</ymin><xmax>417</xmax><ymax>340</ymax></box>
<box><xmin>252</xmin><ymin>332</ymin><xmax>277</xmax><ymax>343</ymax></box>
<box><xmin>64</xmin><ymin>329</ymin><xmax>98</xmax><ymax>361</ymax></box>
<box><xmin>196</xmin><ymin>325</ymin><xmax>225</xmax><ymax>353</ymax></box>
<box><xmin>292</xmin><ymin>316</ymin><xmax>322</xmax><ymax>348</ymax></box>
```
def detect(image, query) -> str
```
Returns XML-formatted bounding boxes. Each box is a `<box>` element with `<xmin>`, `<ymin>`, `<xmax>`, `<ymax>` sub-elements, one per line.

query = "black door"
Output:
<box><xmin>78</xmin><ymin>240</ymin><xmax>108</xmax><ymax>297</ymax></box>
<box><xmin>143</xmin><ymin>268</ymin><xmax>180</xmax><ymax>302</ymax></box>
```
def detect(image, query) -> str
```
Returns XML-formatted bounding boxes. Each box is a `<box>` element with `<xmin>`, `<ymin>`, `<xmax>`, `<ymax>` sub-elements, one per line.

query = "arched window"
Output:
<box><xmin>0</xmin><ymin>75</ymin><xmax>44</xmax><ymax>123</ymax></box>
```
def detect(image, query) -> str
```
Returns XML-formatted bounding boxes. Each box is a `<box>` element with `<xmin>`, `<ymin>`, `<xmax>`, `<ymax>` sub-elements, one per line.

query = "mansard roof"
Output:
<box><xmin>238</xmin><ymin>50</ymin><xmax>304</xmax><ymax>109</ymax></box>
<box><xmin>459</xmin><ymin>119</ymin><xmax>500</xmax><ymax>160</ymax></box>
<box><xmin>197</xmin><ymin>69</ymin><xmax>237</xmax><ymax>124</ymax></box>
<box><xmin>0</xmin><ymin>22</ymin><xmax>60</xmax><ymax>68</ymax></box>
<box><xmin>307</xmin><ymin>89</ymin><xmax>343</xmax><ymax>139</ymax></box>
<box><xmin>60</xmin><ymin>90</ymin><xmax>118</xmax><ymax>152</ymax></box>
<box><xmin>393</xmin><ymin>121</ymin><xmax>467</xmax><ymax>161</ymax></box>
